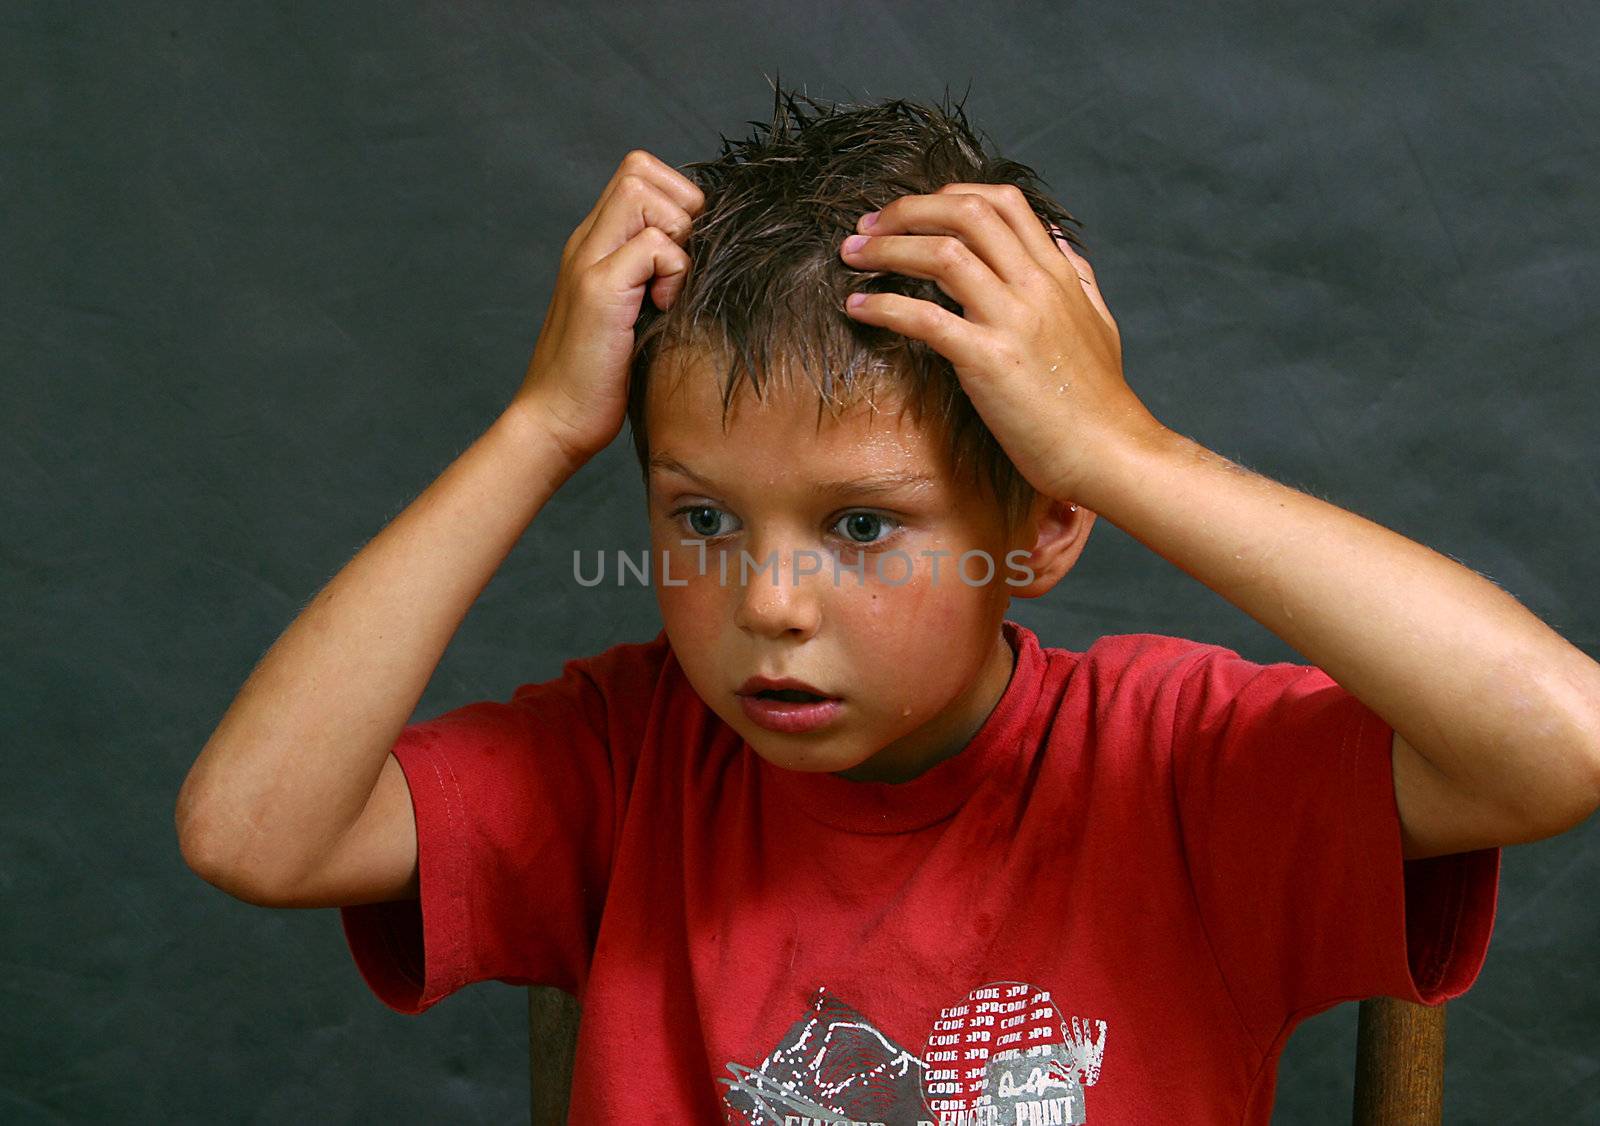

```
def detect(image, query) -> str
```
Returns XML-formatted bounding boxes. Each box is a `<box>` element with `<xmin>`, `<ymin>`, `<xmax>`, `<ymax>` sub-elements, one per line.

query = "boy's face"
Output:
<box><xmin>644</xmin><ymin>351</ymin><xmax>1089</xmax><ymax>783</ymax></box>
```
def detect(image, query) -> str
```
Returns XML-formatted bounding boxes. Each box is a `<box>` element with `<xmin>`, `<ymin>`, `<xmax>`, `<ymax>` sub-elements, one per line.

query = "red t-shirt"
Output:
<box><xmin>340</xmin><ymin>619</ymin><xmax>1499</xmax><ymax>1123</ymax></box>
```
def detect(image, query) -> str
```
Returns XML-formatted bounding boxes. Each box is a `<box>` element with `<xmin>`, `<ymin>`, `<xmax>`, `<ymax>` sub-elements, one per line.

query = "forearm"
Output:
<box><xmin>1074</xmin><ymin>422</ymin><xmax>1600</xmax><ymax>829</ymax></box>
<box><xmin>176</xmin><ymin>401</ymin><xmax>582</xmax><ymax>892</ymax></box>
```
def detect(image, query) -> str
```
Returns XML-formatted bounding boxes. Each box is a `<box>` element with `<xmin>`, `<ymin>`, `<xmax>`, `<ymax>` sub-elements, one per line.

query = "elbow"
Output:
<box><xmin>177</xmin><ymin>813</ymin><xmax>248</xmax><ymax>901</ymax></box>
<box><xmin>179</xmin><ymin>825</ymin><xmax>231</xmax><ymax>894</ymax></box>
<box><xmin>1514</xmin><ymin>735</ymin><xmax>1600</xmax><ymax>845</ymax></box>
<box><xmin>180</xmin><ymin>829</ymin><xmax>289</xmax><ymax>907</ymax></box>
<box><xmin>176</xmin><ymin>795</ymin><xmax>286</xmax><ymax>908</ymax></box>
<box><xmin>176</xmin><ymin>778</ymin><xmax>231</xmax><ymax>890</ymax></box>
<box><xmin>1555</xmin><ymin>695</ymin><xmax>1600</xmax><ymax>834</ymax></box>
<box><xmin>1499</xmin><ymin>670</ymin><xmax>1600</xmax><ymax>844</ymax></box>
<box><xmin>175</xmin><ymin>771</ymin><xmax>228</xmax><ymax>884</ymax></box>
<box><xmin>1575</xmin><ymin>737</ymin><xmax>1600</xmax><ymax>832</ymax></box>
<box><xmin>1547</xmin><ymin>665</ymin><xmax>1600</xmax><ymax>832</ymax></box>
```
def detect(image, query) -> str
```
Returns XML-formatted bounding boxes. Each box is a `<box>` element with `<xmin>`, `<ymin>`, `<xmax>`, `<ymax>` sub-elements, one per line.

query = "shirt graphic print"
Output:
<box><xmin>721</xmin><ymin>980</ymin><xmax>1108</xmax><ymax>1125</ymax></box>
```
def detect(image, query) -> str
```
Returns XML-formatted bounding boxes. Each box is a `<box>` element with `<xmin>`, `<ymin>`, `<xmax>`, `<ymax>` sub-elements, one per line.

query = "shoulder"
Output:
<box><xmin>1078</xmin><ymin>630</ymin><xmax>1227</xmax><ymax>667</ymax></box>
<box><xmin>1000</xmin><ymin>625</ymin><xmax>1237</xmax><ymax>744</ymax></box>
<box><xmin>1061</xmin><ymin>630</ymin><xmax>1237</xmax><ymax>699</ymax></box>
<box><xmin>1043</xmin><ymin>631</ymin><xmax>1324</xmax><ymax>742</ymax></box>
<box><xmin>511</xmin><ymin>629</ymin><xmax>675</xmax><ymax>699</ymax></box>
<box><xmin>500</xmin><ymin>630</ymin><xmax>677</xmax><ymax>739</ymax></box>
<box><xmin>555</xmin><ymin>628</ymin><xmax>676</xmax><ymax>686</ymax></box>
<box><xmin>507</xmin><ymin>629</ymin><xmax>713</xmax><ymax>748</ymax></box>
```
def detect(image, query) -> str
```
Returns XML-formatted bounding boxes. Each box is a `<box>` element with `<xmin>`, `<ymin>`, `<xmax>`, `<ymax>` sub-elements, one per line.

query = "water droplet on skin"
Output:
<box><xmin>902</xmin><ymin>705</ymin><xmax>911</xmax><ymax>717</ymax></box>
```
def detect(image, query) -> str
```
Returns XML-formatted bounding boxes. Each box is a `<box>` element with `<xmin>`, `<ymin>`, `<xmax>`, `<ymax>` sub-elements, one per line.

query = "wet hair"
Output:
<box><xmin>625</xmin><ymin>79</ymin><xmax>1089</xmax><ymax>529</ymax></box>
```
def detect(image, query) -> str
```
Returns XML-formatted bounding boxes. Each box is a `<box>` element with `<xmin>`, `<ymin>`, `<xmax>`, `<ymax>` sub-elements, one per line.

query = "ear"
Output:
<box><xmin>1007</xmin><ymin>497</ymin><xmax>1093</xmax><ymax>599</ymax></box>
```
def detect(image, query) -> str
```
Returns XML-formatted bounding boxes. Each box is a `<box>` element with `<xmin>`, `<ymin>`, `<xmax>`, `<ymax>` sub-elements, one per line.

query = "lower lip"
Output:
<box><xmin>738</xmin><ymin>693</ymin><xmax>844</xmax><ymax>734</ymax></box>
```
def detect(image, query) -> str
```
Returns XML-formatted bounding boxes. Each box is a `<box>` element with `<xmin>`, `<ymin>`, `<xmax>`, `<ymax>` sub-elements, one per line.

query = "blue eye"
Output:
<box><xmin>833</xmin><ymin>511</ymin><xmax>897</xmax><ymax>545</ymax></box>
<box><xmin>672</xmin><ymin>505</ymin><xmax>739</xmax><ymax>538</ymax></box>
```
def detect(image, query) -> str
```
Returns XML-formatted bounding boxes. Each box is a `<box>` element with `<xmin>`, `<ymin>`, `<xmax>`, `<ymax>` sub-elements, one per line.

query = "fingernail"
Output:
<box><xmin>843</xmin><ymin>234</ymin><xmax>869</xmax><ymax>254</ymax></box>
<box><xmin>861</xmin><ymin>210</ymin><xmax>879</xmax><ymax>230</ymax></box>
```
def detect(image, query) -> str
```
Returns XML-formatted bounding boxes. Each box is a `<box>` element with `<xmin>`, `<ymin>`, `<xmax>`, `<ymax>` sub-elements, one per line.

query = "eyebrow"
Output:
<box><xmin>648</xmin><ymin>453</ymin><xmax>936</xmax><ymax>499</ymax></box>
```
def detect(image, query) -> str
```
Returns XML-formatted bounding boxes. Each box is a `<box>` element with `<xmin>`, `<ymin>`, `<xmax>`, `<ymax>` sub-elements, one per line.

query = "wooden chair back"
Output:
<box><xmin>1353</xmin><ymin>996</ymin><xmax>1447</xmax><ymax>1124</ymax></box>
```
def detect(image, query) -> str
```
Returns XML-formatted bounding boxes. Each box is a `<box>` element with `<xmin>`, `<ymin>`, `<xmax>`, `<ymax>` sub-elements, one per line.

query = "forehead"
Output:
<box><xmin>644</xmin><ymin>353</ymin><xmax>956</xmax><ymax>489</ymax></box>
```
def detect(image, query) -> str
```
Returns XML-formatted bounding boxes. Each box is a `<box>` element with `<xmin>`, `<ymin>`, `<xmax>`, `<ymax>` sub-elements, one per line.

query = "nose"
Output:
<box><xmin>732</xmin><ymin>541</ymin><xmax>825</xmax><ymax>641</ymax></box>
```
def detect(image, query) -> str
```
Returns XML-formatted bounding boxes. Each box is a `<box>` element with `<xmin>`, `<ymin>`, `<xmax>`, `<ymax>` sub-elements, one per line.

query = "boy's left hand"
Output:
<box><xmin>840</xmin><ymin>183</ymin><xmax>1163</xmax><ymax>503</ymax></box>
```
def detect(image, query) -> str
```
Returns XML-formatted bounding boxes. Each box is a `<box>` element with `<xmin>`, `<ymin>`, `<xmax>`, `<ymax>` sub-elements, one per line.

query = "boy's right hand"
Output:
<box><xmin>512</xmin><ymin>149</ymin><xmax>705</xmax><ymax>467</ymax></box>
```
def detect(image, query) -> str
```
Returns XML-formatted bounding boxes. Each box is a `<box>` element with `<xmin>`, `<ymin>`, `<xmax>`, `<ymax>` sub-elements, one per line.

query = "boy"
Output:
<box><xmin>176</xmin><ymin>89</ymin><xmax>1600</xmax><ymax>1123</ymax></box>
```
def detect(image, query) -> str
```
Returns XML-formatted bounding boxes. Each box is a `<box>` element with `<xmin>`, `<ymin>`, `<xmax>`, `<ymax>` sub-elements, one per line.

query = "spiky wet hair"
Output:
<box><xmin>625</xmin><ymin>82</ymin><xmax>1089</xmax><ymax>529</ymax></box>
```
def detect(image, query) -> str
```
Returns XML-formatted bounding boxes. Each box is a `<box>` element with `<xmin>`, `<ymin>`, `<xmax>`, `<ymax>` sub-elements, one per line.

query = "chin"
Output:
<box><xmin>741</xmin><ymin>735</ymin><xmax>873</xmax><ymax>775</ymax></box>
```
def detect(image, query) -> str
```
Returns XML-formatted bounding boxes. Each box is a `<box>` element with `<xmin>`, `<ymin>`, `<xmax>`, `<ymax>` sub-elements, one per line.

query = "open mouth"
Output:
<box><xmin>738</xmin><ymin>685</ymin><xmax>844</xmax><ymax>734</ymax></box>
<box><xmin>752</xmin><ymin>688</ymin><xmax>833</xmax><ymax>703</ymax></box>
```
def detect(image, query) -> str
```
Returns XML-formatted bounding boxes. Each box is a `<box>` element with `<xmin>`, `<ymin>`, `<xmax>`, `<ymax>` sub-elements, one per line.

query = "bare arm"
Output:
<box><xmin>175</xmin><ymin>403</ymin><xmax>582</xmax><ymax>902</ymax></box>
<box><xmin>1079</xmin><ymin>424</ymin><xmax>1600</xmax><ymax>859</ymax></box>
<box><xmin>837</xmin><ymin>186</ymin><xmax>1600</xmax><ymax>860</ymax></box>
<box><xmin>176</xmin><ymin>149</ymin><xmax>705</xmax><ymax>906</ymax></box>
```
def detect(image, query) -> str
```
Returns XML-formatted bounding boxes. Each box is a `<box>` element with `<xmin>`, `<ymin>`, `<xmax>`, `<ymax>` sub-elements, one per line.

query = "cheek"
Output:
<box><xmin>654</xmin><ymin>574</ymin><xmax>730</xmax><ymax>707</ymax></box>
<box><xmin>837</xmin><ymin>561</ymin><xmax>991</xmax><ymax>661</ymax></box>
<box><xmin>656</xmin><ymin>569</ymin><xmax>725</xmax><ymax>632</ymax></box>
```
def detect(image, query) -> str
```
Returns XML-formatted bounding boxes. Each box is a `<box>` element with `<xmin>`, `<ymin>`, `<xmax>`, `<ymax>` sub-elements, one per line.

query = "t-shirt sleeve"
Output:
<box><xmin>1168</xmin><ymin>642</ymin><xmax>1500</xmax><ymax>1048</ymax></box>
<box><xmin>338</xmin><ymin>638</ymin><xmax>663</xmax><ymax>1015</ymax></box>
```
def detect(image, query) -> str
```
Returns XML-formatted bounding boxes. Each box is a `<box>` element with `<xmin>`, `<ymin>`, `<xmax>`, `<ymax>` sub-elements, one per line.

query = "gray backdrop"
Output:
<box><xmin>6</xmin><ymin>1</ymin><xmax>1597</xmax><ymax>1122</ymax></box>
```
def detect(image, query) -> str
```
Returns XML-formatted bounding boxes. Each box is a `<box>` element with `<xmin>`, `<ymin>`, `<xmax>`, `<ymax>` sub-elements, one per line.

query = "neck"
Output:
<box><xmin>835</xmin><ymin>625</ymin><xmax>1017</xmax><ymax>784</ymax></box>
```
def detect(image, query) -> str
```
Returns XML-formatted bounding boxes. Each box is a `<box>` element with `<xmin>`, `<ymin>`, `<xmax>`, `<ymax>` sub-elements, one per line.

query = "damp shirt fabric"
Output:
<box><xmin>339</xmin><ymin>619</ymin><xmax>1499</xmax><ymax>1124</ymax></box>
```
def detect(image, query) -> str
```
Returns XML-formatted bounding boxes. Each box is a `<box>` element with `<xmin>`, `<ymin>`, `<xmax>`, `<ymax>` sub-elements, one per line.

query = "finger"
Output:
<box><xmin>1049</xmin><ymin>226</ymin><xmax>1114</xmax><ymax>329</ymax></box>
<box><xmin>617</xmin><ymin>148</ymin><xmax>706</xmax><ymax>216</ymax></box>
<box><xmin>572</xmin><ymin>150</ymin><xmax>704</xmax><ymax>253</ymax></box>
<box><xmin>931</xmin><ymin>182</ymin><xmax>1074</xmax><ymax>279</ymax></box>
<box><xmin>843</xmin><ymin>290</ymin><xmax>990</xmax><ymax>369</ymax></box>
<box><xmin>859</xmin><ymin>191</ymin><xmax>1043</xmax><ymax>291</ymax></box>
<box><xmin>649</xmin><ymin>243</ymin><xmax>690</xmax><ymax>309</ymax></box>
<box><xmin>575</xmin><ymin>173</ymin><xmax>695</xmax><ymax>271</ymax></box>
<box><xmin>842</xmin><ymin>228</ymin><xmax>1022</xmax><ymax>325</ymax></box>
<box><xmin>657</xmin><ymin>155</ymin><xmax>708</xmax><ymax>216</ymax></box>
<box><xmin>597</xmin><ymin>150</ymin><xmax>704</xmax><ymax>222</ymax></box>
<box><xmin>592</xmin><ymin>225</ymin><xmax>691</xmax><ymax>310</ymax></box>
